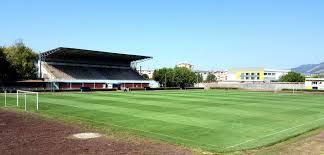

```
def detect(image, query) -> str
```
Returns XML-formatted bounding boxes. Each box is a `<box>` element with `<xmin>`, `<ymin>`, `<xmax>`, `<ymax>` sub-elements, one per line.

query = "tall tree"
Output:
<box><xmin>206</xmin><ymin>73</ymin><xmax>216</xmax><ymax>82</ymax></box>
<box><xmin>173</xmin><ymin>67</ymin><xmax>196</xmax><ymax>88</ymax></box>
<box><xmin>153</xmin><ymin>68</ymin><xmax>174</xmax><ymax>87</ymax></box>
<box><xmin>0</xmin><ymin>47</ymin><xmax>17</xmax><ymax>83</ymax></box>
<box><xmin>4</xmin><ymin>42</ymin><xmax>38</xmax><ymax>80</ymax></box>
<box><xmin>279</xmin><ymin>72</ymin><xmax>305</xmax><ymax>82</ymax></box>
<box><xmin>153</xmin><ymin>67</ymin><xmax>196</xmax><ymax>87</ymax></box>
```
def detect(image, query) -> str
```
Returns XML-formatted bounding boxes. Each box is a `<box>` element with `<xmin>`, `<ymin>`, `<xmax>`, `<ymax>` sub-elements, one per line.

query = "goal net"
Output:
<box><xmin>16</xmin><ymin>90</ymin><xmax>39</xmax><ymax>111</ymax></box>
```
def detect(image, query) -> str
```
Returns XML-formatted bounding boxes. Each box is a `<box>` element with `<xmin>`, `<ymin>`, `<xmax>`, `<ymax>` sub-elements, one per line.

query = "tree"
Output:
<box><xmin>206</xmin><ymin>73</ymin><xmax>216</xmax><ymax>82</ymax></box>
<box><xmin>173</xmin><ymin>67</ymin><xmax>196</xmax><ymax>88</ymax></box>
<box><xmin>279</xmin><ymin>72</ymin><xmax>305</xmax><ymax>82</ymax></box>
<box><xmin>153</xmin><ymin>68</ymin><xmax>174</xmax><ymax>87</ymax></box>
<box><xmin>153</xmin><ymin>67</ymin><xmax>196</xmax><ymax>87</ymax></box>
<box><xmin>142</xmin><ymin>74</ymin><xmax>149</xmax><ymax>80</ymax></box>
<box><xmin>196</xmin><ymin>73</ymin><xmax>203</xmax><ymax>83</ymax></box>
<box><xmin>3</xmin><ymin>41</ymin><xmax>38</xmax><ymax>80</ymax></box>
<box><xmin>0</xmin><ymin>47</ymin><xmax>17</xmax><ymax>83</ymax></box>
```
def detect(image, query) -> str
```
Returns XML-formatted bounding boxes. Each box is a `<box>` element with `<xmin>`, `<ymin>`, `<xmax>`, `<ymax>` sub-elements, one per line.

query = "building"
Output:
<box><xmin>310</xmin><ymin>73</ymin><xmax>324</xmax><ymax>78</ymax></box>
<box><xmin>227</xmin><ymin>68</ymin><xmax>290</xmax><ymax>82</ymax></box>
<box><xmin>137</xmin><ymin>69</ymin><xmax>155</xmax><ymax>79</ymax></box>
<box><xmin>39</xmin><ymin>47</ymin><xmax>158</xmax><ymax>90</ymax></box>
<box><xmin>305</xmin><ymin>78</ymin><xmax>324</xmax><ymax>90</ymax></box>
<box><xmin>195</xmin><ymin>70</ymin><xmax>228</xmax><ymax>81</ymax></box>
<box><xmin>176</xmin><ymin>63</ymin><xmax>193</xmax><ymax>70</ymax></box>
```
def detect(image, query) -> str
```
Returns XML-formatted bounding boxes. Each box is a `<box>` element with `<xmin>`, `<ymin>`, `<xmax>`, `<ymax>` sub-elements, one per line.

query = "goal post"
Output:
<box><xmin>16</xmin><ymin>90</ymin><xmax>39</xmax><ymax>111</ymax></box>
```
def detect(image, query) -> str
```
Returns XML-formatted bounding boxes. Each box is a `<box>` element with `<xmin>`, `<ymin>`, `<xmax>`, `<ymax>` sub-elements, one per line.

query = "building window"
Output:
<box><xmin>251</xmin><ymin>73</ymin><xmax>255</xmax><ymax>76</ymax></box>
<box><xmin>257</xmin><ymin>77</ymin><xmax>260</xmax><ymax>80</ymax></box>
<box><xmin>264</xmin><ymin>73</ymin><xmax>267</xmax><ymax>75</ymax></box>
<box><xmin>246</xmin><ymin>73</ymin><xmax>249</xmax><ymax>75</ymax></box>
<box><xmin>312</xmin><ymin>81</ymin><xmax>318</xmax><ymax>85</ymax></box>
<box><xmin>272</xmin><ymin>73</ymin><xmax>275</xmax><ymax>75</ymax></box>
<box><xmin>251</xmin><ymin>77</ymin><xmax>255</xmax><ymax>80</ymax></box>
<box><xmin>246</xmin><ymin>77</ymin><xmax>249</xmax><ymax>80</ymax></box>
<box><xmin>257</xmin><ymin>73</ymin><xmax>260</xmax><ymax>75</ymax></box>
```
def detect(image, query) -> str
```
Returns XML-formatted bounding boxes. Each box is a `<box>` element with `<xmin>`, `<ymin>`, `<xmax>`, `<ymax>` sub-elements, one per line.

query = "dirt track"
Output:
<box><xmin>0</xmin><ymin>110</ymin><xmax>192</xmax><ymax>155</ymax></box>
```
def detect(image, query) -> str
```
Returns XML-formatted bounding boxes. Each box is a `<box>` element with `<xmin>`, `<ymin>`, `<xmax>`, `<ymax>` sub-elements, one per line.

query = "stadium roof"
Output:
<box><xmin>41</xmin><ymin>47</ymin><xmax>152</xmax><ymax>62</ymax></box>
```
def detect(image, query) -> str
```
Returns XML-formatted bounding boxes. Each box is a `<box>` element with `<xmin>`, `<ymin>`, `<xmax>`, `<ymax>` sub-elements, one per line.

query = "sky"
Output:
<box><xmin>1</xmin><ymin>0</ymin><xmax>324</xmax><ymax>70</ymax></box>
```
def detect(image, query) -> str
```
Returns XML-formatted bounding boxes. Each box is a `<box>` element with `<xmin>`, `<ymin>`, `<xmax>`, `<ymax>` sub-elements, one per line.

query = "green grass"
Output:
<box><xmin>1</xmin><ymin>90</ymin><xmax>324</xmax><ymax>152</ymax></box>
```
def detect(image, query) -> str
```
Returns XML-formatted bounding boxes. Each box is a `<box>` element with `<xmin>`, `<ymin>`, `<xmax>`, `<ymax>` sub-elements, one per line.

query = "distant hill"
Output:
<box><xmin>292</xmin><ymin>62</ymin><xmax>324</xmax><ymax>75</ymax></box>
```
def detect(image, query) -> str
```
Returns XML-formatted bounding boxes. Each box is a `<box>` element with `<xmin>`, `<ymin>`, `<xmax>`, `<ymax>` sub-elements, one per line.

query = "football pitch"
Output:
<box><xmin>1</xmin><ymin>90</ymin><xmax>324</xmax><ymax>152</ymax></box>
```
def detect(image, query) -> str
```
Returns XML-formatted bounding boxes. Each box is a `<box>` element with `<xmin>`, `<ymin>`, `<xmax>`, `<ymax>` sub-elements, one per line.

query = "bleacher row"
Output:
<box><xmin>43</xmin><ymin>64</ymin><xmax>144</xmax><ymax>80</ymax></box>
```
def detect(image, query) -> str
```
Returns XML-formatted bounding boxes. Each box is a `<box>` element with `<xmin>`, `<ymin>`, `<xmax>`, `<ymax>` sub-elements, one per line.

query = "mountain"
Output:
<box><xmin>292</xmin><ymin>62</ymin><xmax>324</xmax><ymax>75</ymax></box>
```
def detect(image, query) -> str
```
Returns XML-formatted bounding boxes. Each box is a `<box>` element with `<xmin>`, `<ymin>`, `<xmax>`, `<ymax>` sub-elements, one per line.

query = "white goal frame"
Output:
<box><xmin>16</xmin><ymin>90</ymin><xmax>39</xmax><ymax>111</ymax></box>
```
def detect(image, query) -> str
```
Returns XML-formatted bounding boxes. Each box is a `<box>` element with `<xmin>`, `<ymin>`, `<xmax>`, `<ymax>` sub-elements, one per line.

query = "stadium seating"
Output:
<box><xmin>43</xmin><ymin>64</ymin><xmax>144</xmax><ymax>80</ymax></box>
<box><xmin>42</xmin><ymin>64</ymin><xmax>74</xmax><ymax>79</ymax></box>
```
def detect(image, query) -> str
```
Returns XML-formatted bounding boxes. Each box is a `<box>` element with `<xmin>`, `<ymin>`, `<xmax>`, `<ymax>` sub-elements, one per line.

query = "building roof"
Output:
<box><xmin>41</xmin><ymin>47</ymin><xmax>152</xmax><ymax>62</ymax></box>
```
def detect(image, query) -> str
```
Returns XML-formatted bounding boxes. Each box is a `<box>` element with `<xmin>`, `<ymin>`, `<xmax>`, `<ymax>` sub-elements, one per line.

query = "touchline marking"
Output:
<box><xmin>225</xmin><ymin>116</ymin><xmax>324</xmax><ymax>149</ymax></box>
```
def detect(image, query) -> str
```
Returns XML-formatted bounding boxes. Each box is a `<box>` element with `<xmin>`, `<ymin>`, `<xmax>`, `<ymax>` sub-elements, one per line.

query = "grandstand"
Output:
<box><xmin>39</xmin><ymin>47</ymin><xmax>155</xmax><ymax>90</ymax></box>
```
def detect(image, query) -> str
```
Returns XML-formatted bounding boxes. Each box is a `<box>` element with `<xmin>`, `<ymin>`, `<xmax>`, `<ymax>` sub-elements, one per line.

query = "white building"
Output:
<box><xmin>195</xmin><ymin>70</ymin><xmax>228</xmax><ymax>81</ymax></box>
<box><xmin>227</xmin><ymin>68</ymin><xmax>290</xmax><ymax>82</ymax></box>
<box><xmin>263</xmin><ymin>69</ymin><xmax>291</xmax><ymax>82</ymax></box>
<box><xmin>176</xmin><ymin>63</ymin><xmax>193</xmax><ymax>70</ymax></box>
<box><xmin>305</xmin><ymin>78</ymin><xmax>324</xmax><ymax>90</ymax></box>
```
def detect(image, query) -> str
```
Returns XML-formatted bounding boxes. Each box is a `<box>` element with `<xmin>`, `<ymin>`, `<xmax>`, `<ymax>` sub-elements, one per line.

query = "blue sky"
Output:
<box><xmin>1</xmin><ymin>0</ymin><xmax>323</xmax><ymax>70</ymax></box>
